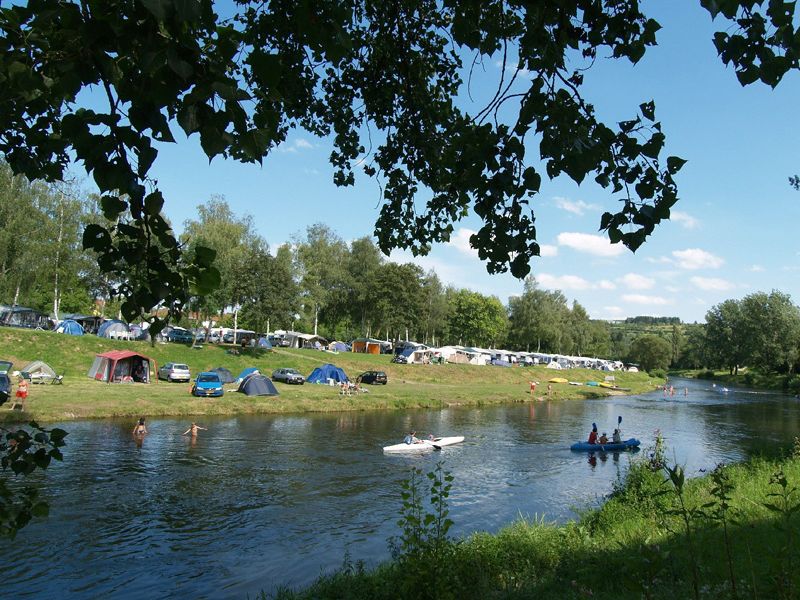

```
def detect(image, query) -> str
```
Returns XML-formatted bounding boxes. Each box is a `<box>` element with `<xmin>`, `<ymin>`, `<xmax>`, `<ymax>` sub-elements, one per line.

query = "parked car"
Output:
<box><xmin>167</xmin><ymin>328</ymin><xmax>194</xmax><ymax>343</ymax></box>
<box><xmin>271</xmin><ymin>368</ymin><xmax>305</xmax><ymax>385</ymax></box>
<box><xmin>359</xmin><ymin>370</ymin><xmax>388</xmax><ymax>385</ymax></box>
<box><xmin>158</xmin><ymin>362</ymin><xmax>191</xmax><ymax>382</ymax></box>
<box><xmin>0</xmin><ymin>360</ymin><xmax>11</xmax><ymax>406</ymax></box>
<box><xmin>191</xmin><ymin>372</ymin><xmax>224</xmax><ymax>397</ymax></box>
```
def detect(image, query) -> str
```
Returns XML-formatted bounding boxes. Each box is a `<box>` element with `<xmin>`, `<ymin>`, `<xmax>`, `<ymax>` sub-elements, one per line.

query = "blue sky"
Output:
<box><xmin>131</xmin><ymin>2</ymin><xmax>800</xmax><ymax>323</ymax></box>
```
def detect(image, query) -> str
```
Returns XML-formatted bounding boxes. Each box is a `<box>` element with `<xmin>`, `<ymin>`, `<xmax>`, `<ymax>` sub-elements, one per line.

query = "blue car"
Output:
<box><xmin>191</xmin><ymin>372</ymin><xmax>224</xmax><ymax>397</ymax></box>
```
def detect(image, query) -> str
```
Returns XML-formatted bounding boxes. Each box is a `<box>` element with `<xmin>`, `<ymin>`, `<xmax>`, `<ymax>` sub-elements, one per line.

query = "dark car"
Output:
<box><xmin>167</xmin><ymin>328</ymin><xmax>194</xmax><ymax>343</ymax></box>
<box><xmin>0</xmin><ymin>360</ymin><xmax>12</xmax><ymax>406</ymax></box>
<box><xmin>271</xmin><ymin>368</ymin><xmax>305</xmax><ymax>385</ymax></box>
<box><xmin>359</xmin><ymin>371</ymin><xmax>388</xmax><ymax>385</ymax></box>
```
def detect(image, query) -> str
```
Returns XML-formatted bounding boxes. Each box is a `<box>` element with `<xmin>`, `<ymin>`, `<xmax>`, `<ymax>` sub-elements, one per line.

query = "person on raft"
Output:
<box><xmin>612</xmin><ymin>428</ymin><xmax>622</xmax><ymax>443</ymax></box>
<box><xmin>587</xmin><ymin>424</ymin><xmax>598</xmax><ymax>445</ymax></box>
<box><xmin>599</xmin><ymin>432</ymin><xmax>609</xmax><ymax>444</ymax></box>
<box><xmin>404</xmin><ymin>430</ymin><xmax>423</xmax><ymax>444</ymax></box>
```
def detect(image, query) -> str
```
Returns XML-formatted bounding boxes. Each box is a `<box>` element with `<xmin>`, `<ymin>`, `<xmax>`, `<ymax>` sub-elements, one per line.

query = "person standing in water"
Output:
<box><xmin>183</xmin><ymin>422</ymin><xmax>207</xmax><ymax>437</ymax></box>
<box><xmin>132</xmin><ymin>417</ymin><xmax>147</xmax><ymax>435</ymax></box>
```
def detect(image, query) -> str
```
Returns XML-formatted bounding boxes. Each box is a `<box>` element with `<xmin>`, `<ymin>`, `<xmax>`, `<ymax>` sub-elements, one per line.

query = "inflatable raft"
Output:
<box><xmin>570</xmin><ymin>438</ymin><xmax>641</xmax><ymax>452</ymax></box>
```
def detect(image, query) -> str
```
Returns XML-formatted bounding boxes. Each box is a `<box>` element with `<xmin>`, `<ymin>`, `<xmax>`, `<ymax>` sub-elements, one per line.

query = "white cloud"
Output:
<box><xmin>447</xmin><ymin>227</ymin><xmax>478</xmax><ymax>257</ymax></box>
<box><xmin>621</xmin><ymin>294</ymin><xmax>671</xmax><ymax>305</ymax></box>
<box><xmin>690</xmin><ymin>276</ymin><xmax>735</xmax><ymax>291</ymax></box>
<box><xmin>279</xmin><ymin>138</ymin><xmax>315</xmax><ymax>153</ymax></box>
<box><xmin>537</xmin><ymin>274</ymin><xmax>593</xmax><ymax>291</ymax></box>
<box><xmin>671</xmin><ymin>211</ymin><xmax>700</xmax><ymax>229</ymax></box>
<box><xmin>749</xmin><ymin>264</ymin><xmax>764</xmax><ymax>272</ymax></box>
<box><xmin>672</xmin><ymin>248</ymin><xmax>724</xmax><ymax>270</ymax></box>
<box><xmin>536</xmin><ymin>273</ymin><xmax>616</xmax><ymax>291</ymax></box>
<box><xmin>602</xmin><ymin>306</ymin><xmax>625</xmax><ymax>316</ymax></box>
<box><xmin>539</xmin><ymin>244</ymin><xmax>558</xmax><ymax>257</ymax></box>
<box><xmin>620</xmin><ymin>273</ymin><xmax>655</xmax><ymax>290</ymax></box>
<box><xmin>554</xmin><ymin>197</ymin><xmax>599</xmax><ymax>216</ymax></box>
<box><xmin>557</xmin><ymin>232</ymin><xmax>626</xmax><ymax>257</ymax></box>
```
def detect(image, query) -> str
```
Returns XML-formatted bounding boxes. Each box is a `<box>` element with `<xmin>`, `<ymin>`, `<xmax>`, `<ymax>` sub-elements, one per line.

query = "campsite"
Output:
<box><xmin>0</xmin><ymin>328</ymin><xmax>655</xmax><ymax>422</ymax></box>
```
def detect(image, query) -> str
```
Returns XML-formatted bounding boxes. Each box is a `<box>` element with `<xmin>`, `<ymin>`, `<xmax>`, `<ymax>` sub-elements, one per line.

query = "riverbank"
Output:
<box><xmin>0</xmin><ymin>329</ymin><xmax>657</xmax><ymax>422</ymax></box>
<box><xmin>276</xmin><ymin>440</ymin><xmax>800</xmax><ymax>599</ymax></box>
<box><xmin>671</xmin><ymin>368</ymin><xmax>800</xmax><ymax>395</ymax></box>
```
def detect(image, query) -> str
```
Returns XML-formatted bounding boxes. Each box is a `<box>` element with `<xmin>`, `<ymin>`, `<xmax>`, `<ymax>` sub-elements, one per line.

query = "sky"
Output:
<box><xmin>95</xmin><ymin>2</ymin><xmax>800</xmax><ymax>324</ymax></box>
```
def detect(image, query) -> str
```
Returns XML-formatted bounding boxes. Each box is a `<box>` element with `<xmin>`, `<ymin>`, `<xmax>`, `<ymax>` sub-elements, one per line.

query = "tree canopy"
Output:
<box><xmin>1</xmin><ymin>0</ymin><xmax>797</xmax><ymax>330</ymax></box>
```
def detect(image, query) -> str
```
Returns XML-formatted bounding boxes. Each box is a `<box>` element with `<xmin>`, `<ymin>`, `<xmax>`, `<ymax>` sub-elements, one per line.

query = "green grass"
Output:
<box><xmin>0</xmin><ymin>328</ymin><xmax>658</xmax><ymax>422</ymax></box>
<box><xmin>273</xmin><ymin>444</ymin><xmax>800</xmax><ymax>600</ymax></box>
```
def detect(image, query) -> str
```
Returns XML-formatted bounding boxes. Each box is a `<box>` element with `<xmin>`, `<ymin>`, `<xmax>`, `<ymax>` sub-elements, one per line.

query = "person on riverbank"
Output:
<box><xmin>183</xmin><ymin>422</ymin><xmax>207</xmax><ymax>437</ymax></box>
<box><xmin>133</xmin><ymin>417</ymin><xmax>147</xmax><ymax>436</ymax></box>
<box><xmin>587</xmin><ymin>423</ymin><xmax>598</xmax><ymax>445</ymax></box>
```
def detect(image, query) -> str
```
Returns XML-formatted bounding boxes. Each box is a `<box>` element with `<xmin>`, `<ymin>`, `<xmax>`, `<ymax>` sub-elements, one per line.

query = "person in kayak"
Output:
<box><xmin>404</xmin><ymin>430</ymin><xmax>423</xmax><ymax>444</ymax></box>
<box><xmin>612</xmin><ymin>428</ymin><xmax>622</xmax><ymax>443</ymax></box>
<box><xmin>587</xmin><ymin>424</ymin><xmax>598</xmax><ymax>445</ymax></box>
<box><xmin>599</xmin><ymin>432</ymin><xmax>609</xmax><ymax>444</ymax></box>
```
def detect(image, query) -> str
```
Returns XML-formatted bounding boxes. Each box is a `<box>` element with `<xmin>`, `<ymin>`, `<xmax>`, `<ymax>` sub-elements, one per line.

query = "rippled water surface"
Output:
<box><xmin>3</xmin><ymin>378</ymin><xmax>800</xmax><ymax>598</ymax></box>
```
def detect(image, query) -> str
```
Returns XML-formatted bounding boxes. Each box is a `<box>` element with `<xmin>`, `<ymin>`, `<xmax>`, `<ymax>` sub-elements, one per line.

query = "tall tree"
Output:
<box><xmin>705</xmin><ymin>299</ymin><xmax>747</xmax><ymax>375</ymax></box>
<box><xmin>739</xmin><ymin>291</ymin><xmax>800</xmax><ymax>374</ymax></box>
<box><xmin>182</xmin><ymin>197</ymin><xmax>261</xmax><ymax>336</ymax></box>
<box><xmin>346</xmin><ymin>237</ymin><xmax>384</xmax><ymax>336</ymax></box>
<box><xmin>448</xmin><ymin>289</ymin><xmax>508</xmax><ymax>348</ymax></box>
<box><xmin>628</xmin><ymin>334</ymin><xmax>671</xmax><ymax>372</ymax></box>
<box><xmin>293</xmin><ymin>224</ymin><xmax>349</xmax><ymax>336</ymax></box>
<box><xmin>4</xmin><ymin>1</ymin><xmax>793</xmax><ymax>322</ymax></box>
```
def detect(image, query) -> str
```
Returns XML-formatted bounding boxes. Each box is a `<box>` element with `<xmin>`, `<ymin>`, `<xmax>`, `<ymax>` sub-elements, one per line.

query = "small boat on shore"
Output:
<box><xmin>570</xmin><ymin>438</ymin><xmax>641</xmax><ymax>452</ymax></box>
<box><xmin>383</xmin><ymin>436</ymin><xmax>465</xmax><ymax>453</ymax></box>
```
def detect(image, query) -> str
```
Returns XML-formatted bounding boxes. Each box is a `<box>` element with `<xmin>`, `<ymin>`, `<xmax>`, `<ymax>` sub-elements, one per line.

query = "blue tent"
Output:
<box><xmin>257</xmin><ymin>337</ymin><xmax>273</xmax><ymax>349</ymax></box>
<box><xmin>211</xmin><ymin>367</ymin><xmax>235</xmax><ymax>384</ymax></box>
<box><xmin>55</xmin><ymin>319</ymin><xmax>84</xmax><ymax>335</ymax></box>
<box><xmin>331</xmin><ymin>341</ymin><xmax>348</xmax><ymax>352</ymax></box>
<box><xmin>237</xmin><ymin>367</ymin><xmax>260</xmax><ymax>381</ymax></box>
<box><xmin>307</xmin><ymin>363</ymin><xmax>349</xmax><ymax>384</ymax></box>
<box><xmin>237</xmin><ymin>374</ymin><xmax>279</xmax><ymax>396</ymax></box>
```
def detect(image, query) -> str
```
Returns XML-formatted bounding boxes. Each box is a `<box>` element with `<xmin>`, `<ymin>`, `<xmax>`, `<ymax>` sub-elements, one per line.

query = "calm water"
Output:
<box><xmin>3</xmin><ymin>377</ymin><xmax>800</xmax><ymax>598</ymax></box>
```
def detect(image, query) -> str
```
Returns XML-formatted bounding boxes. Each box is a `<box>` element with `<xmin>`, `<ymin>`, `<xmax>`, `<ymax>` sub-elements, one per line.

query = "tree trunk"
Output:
<box><xmin>53</xmin><ymin>193</ymin><xmax>65</xmax><ymax>320</ymax></box>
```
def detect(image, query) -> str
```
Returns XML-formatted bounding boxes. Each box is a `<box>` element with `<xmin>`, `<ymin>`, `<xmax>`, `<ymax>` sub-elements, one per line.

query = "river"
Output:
<box><xmin>3</xmin><ymin>377</ymin><xmax>799</xmax><ymax>598</ymax></box>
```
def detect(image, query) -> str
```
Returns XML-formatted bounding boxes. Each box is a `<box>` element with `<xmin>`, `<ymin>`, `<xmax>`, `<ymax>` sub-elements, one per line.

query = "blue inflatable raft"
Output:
<box><xmin>570</xmin><ymin>438</ymin><xmax>641</xmax><ymax>452</ymax></box>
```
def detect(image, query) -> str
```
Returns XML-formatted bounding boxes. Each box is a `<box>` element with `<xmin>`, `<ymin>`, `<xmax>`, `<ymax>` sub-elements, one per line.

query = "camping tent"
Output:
<box><xmin>256</xmin><ymin>337</ymin><xmax>273</xmax><ymax>349</ymax></box>
<box><xmin>237</xmin><ymin>373</ymin><xmax>279</xmax><ymax>396</ymax></box>
<box><xmin>55</xmin><ymin>319</ymin><xmax>84</xmax><ymax>335</ymax></box>
<box><xmin>307</xmin><ymin>363</ymin><xmax>349</xmax><ymax>384</ymax></box>
<box><xmin>211</xmin><ymin>367</ymin><xmax>235</xmax><ymax>384</ymax></box>
<box><xmin>0</xmin><ymin>306</ymin><xmax>51</xmax><ymax>329</ymax></box>
<box><xmin>128</xmin><ymin>324</ymin><xmax>149</xmax><ymax>341</ymax></box>
<box><xmin>88</xmin><ymin>350</ymin><xmax>155</xmax><ymax>383</ymax></box>
<box><xmin>97</xmin><ymin>319</ymin><xmax>130</xmax><ymax>339</ymax></box>
<box><xmin>22</xmin><ymin>360</ymin><xmax>57</xmax><ymax>383</ymax></box>
<box><xmin>237</xmin><ymin>367</ymin><xmax>260</xmax><ymax>381</ymax></box>
<box><xmin>328</xmin><ymin>341</ymin><xmax>348</xmax><ymax>352</ymax></box>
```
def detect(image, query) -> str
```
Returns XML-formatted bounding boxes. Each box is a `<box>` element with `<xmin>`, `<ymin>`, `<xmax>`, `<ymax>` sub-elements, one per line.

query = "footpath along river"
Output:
<box><xmin>3</xmin><ymin>377</ymin><xmax>800</xmax><ymax>599</ymax></box>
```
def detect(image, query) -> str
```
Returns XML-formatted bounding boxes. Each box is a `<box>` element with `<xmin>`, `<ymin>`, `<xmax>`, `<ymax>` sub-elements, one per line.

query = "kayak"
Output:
<box><xmin>548</xmin><ymin>377</ymin><xmax>569</xmax><ymax>384</ymax></box>
<box><xmin>570</xmin><ymin>438</ymin><xmax>641</xmax><ymax>452</ymax></box>
<box><xmin>383</xmin><ymin>436</ymin><xmax>465</xmax><ymax>453</ymax></box>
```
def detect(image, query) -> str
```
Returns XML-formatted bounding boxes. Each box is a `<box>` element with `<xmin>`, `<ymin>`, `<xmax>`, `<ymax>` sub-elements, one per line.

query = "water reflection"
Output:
<box><xmin>2</xmin><ymin>377</ymin><xmax>799</xmax><ymax>598</ymax></box>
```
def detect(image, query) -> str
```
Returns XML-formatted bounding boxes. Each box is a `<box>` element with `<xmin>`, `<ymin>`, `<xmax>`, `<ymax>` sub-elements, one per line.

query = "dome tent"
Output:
<box><xmin>306</xmin><ymin>363</ymin><xmax>349</xmax><ymax>385</ymax></box>
<box><xmin>97</xmin><ymin>319</ymin><xmax>130</xmax><ymax>339</ymax></box>
<box><xmin>21</xmin><ymin>360</ymin><xmax>57</xmax><ymax>383</ymax></box>
<box><xmin>236</xmin><ymin>367</ymin><xmax>260</xmax><ymax>382</ymax></box>
<box><xmin>55</xmin><ymin>319</ymin><xmax>84</xmax><ymax>335</ymax></box>
<box><xmin>237</xmin><ymin>374</ymin><xmax>279</xmax><ymax>396</ymax></box>
<box><xmin>210</xmin><ymin>367</ymin><xmax>235</xmax><ymax>384</ymax></box>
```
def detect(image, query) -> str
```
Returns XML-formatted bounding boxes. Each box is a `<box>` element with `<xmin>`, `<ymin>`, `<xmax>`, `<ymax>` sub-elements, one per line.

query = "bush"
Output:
<box><xmin>650</xmin><ymin>368</ymin><xmax>667</xmax><ymax>378</ymax></box>
<box><xmin>696</xmin><ymin>370</ymin><xmax>715</xmax><ymax>380</ymax></box>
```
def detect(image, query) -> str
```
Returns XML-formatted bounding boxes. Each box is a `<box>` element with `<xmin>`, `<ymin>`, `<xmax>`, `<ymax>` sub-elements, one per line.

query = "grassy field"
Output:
<box><xmin>0</xmin><ymin>328</ymin><xmax>657</xmax><ymax>422</ymax></box>
<box><xmin>275</xmin><ymin>440</ymin><xmax>800</xmax><ymax>599</ymax></box>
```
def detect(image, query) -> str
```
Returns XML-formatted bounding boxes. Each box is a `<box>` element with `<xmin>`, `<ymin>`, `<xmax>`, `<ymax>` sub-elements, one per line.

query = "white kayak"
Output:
<box><xmin>383</xmin><ymin>436</ymin><xmax>465</xmax><ymax>453</ymax></box>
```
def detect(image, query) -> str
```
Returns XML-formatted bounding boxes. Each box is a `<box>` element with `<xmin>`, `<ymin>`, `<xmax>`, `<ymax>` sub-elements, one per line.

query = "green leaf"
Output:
<box><xmin>144</xmin><ymin>191</ymin><xmax>165</xmax><ymax>215</ymax></box>
<box><xmin>666</xmin><ymin>156</ymin><xmax>687</xmax><ymax>174</ymax></box>
<box><xmin>639</xmin><ymin>100</ymin><xmax>656</xmax><ymax>121</ymax></box>
<box><xmin>82</xmin><ymin>224</ymin><xmax>112</xmax><ymax>251</ymax></box>
<box><xmin>140</xmin><ymin>0</ymin><xmax>169</xmax><ymax>21</ymax></box>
